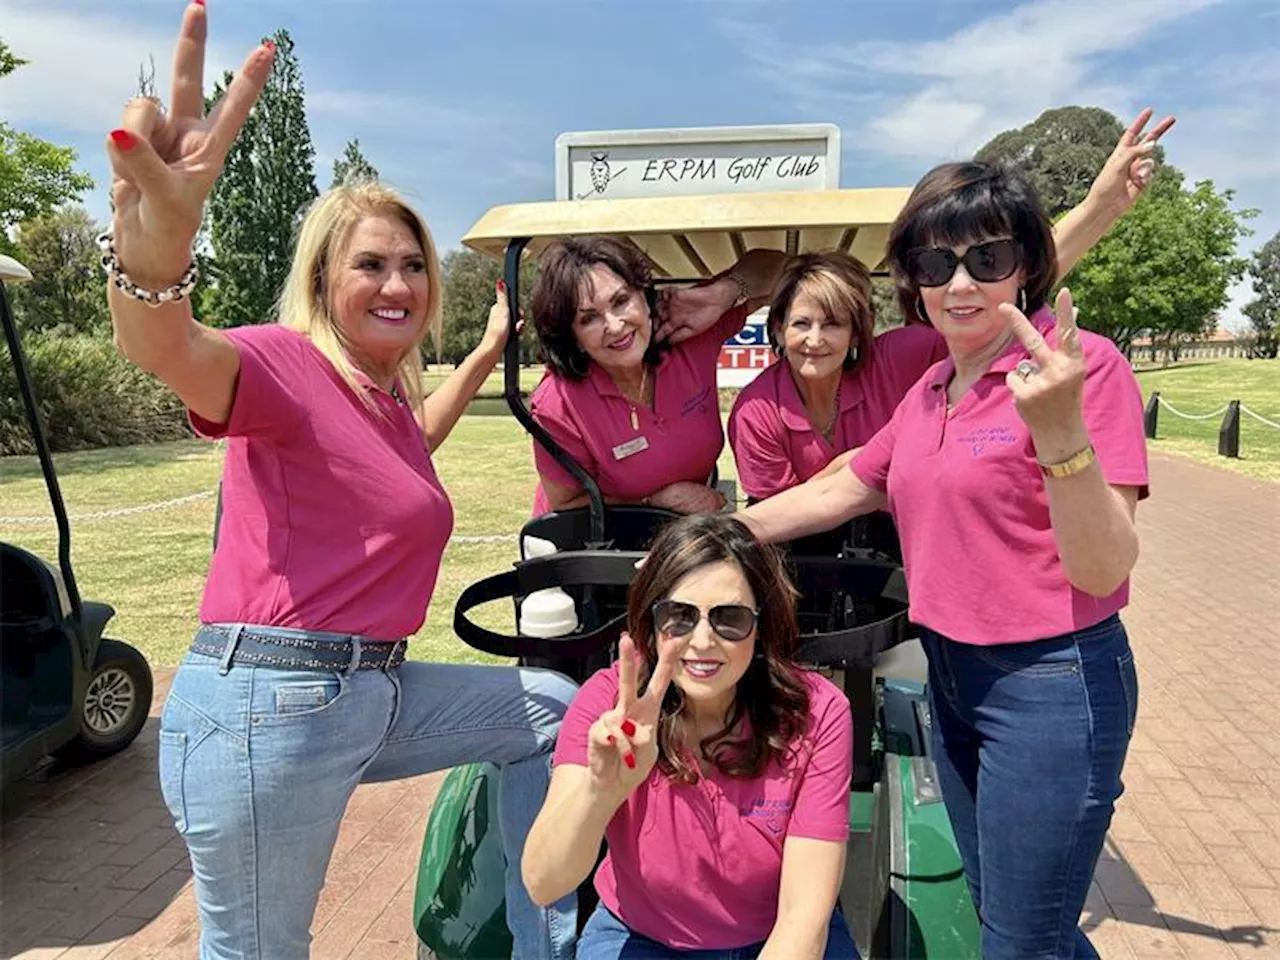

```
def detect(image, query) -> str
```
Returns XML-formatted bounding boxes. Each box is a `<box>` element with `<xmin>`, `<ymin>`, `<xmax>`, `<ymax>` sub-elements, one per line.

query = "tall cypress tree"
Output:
<box><xmin>205</xmin><ymin>29</ymin><xmax>318</xmax><ymax>327</ymax></box>
<box><xmin>331</xmin><ymin>138</ymin><xmax>379</xmax><ymax>188</ymax></box>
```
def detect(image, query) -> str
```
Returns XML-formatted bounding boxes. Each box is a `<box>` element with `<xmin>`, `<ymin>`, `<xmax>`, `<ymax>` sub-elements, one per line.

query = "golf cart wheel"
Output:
<box><xmin>60</xmin><ymin>639</ymin><xmax>153</xmax><ymax>762</ymax></box>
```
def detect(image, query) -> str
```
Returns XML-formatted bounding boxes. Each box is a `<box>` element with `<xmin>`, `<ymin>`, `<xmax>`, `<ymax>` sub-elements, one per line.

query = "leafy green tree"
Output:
<box><xmin>440</xmin><ymin>248</ymin><xmax>538</xmax><ymax>365</ymax></box>
<box><xmin>872</xmin><ymin>277</ymin><xmax>904</xmax><ymax>332</ymax></box>
<box><xmin>977</xmin><ymin>106</ymin><xmax>1165</xmax><ymax>219</ymax></box>
<box><xmin>331</xmin><ymin>138</ymin><xmax>379</xmax><ymax>188</ymax></box>
<box><xmin>205</xmin><ymin>29</ymin><xmax>318</xmax><ymax>327</ymax></box>
<box><xmin>1241</xmin><ymin>232</ymin><xmax>1279</xmax><ymax>359</ymax></box>
<box><xmin>1067</xmin><ymin>171</ymin><xmax>1253</xmax><ymax>356</ymax></box>
<box><xmin>10</xmin><ymin>205</ymin><xmax>110</xmax><ymax>335</ymax></box>
<box><xmin>0</xmin><ymin>39</ymin><xmax>94</xmax><ymax>256</ymax></box>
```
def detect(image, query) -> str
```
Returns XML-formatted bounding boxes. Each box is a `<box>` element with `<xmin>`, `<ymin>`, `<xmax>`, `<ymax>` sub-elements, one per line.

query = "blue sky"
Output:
<box><xmin>2</xmin><ymin>0</ymin><xmax>1276</xmax><ymax>328</ymax></box>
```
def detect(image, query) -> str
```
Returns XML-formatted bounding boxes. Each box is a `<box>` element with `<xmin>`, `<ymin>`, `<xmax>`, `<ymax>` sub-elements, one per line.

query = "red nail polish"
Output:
<box><xmin>193</xmin><ymin>0</ymin><xmax>205</xmax><ymax>6</ymax></box>
<box><xmin>624</xmin><ymin>754</ymin><xmax>636</xmax><ymax>770</ymax></box>
<box><xmin>110</xmin><ymin>129</ymin><xmax>136</xmax><ymax>151</ymax></box>
<box><xmin>621</xmin><ymin>719</ymin><xmax>636</xmax><ymax>737</ymax></box>
<box><xmin>607</xmin><ymin>735</ymin><xmax>615</xmax><ymax>744</ymax></box>
<box><xmin>263</xmin><ymin>39</ymin><xmax>276</xmax><ymax>53</ymax></box>
<box><xmin>496</xmin><ymin>279</ymin><xmax>506</xmax><ymax>292</ymax></box>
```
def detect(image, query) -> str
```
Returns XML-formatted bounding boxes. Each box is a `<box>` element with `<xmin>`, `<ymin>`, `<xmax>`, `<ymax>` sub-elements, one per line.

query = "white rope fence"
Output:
<box><xmin>1156</xmin><ymin>397</ymin><xmax>1230</xmax><ymax>421</ymax></box>
<box><xmin>1239</xmin><ymin>404</ymin><xmax>1280</xmax><ymax>431</ymax></box>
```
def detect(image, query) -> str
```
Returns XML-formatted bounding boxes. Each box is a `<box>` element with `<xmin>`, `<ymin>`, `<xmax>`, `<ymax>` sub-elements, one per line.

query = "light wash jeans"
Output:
<box><xmin>157</xmin><ymin>634</ymin><xmax>579</xmax><ymax>960</ymax></box>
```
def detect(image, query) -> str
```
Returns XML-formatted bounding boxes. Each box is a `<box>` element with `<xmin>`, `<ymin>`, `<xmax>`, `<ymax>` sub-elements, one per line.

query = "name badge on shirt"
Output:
<box><xmin>612</xmin><ymin>435</ymin><xmax>650</xmax><ymax>460</ymax></box>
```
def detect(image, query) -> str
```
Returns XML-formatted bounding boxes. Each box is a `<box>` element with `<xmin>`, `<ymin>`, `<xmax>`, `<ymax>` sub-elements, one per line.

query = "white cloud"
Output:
<box><xmin>0</xmin><ymin>2</ymin><xmax>244</xmax><ymax>134</ymax></box>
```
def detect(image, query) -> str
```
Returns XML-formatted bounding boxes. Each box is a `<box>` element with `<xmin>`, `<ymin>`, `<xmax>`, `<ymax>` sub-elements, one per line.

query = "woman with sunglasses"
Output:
<box><xmin>725</xmin><ymin>110</ymin><xmax>1172</xmax><ymax>504</ymax></box>
<box><xmin>737</xmin><ymin>160</ymin><xmax>1148</xmax><ymax>959</ymax></box>
<box><xmin>523</xmin><ymin>513</ymin><xmax>858</xmax><ymax>959</ymax></box>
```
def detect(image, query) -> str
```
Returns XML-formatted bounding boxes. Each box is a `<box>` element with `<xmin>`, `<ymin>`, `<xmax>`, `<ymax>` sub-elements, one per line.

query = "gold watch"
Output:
<box><xmin>1038</xmin><ymin>443</ymin><xmax>1097</xmax><ymax>479</ymax></box>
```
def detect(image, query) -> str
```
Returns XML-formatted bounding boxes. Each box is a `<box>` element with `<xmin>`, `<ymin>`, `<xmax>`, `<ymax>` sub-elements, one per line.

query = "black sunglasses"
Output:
<box><xmin>651</xmin><ymin>599</ymin><xmax>758</xmax><ymax>642</ymax></box>
<box><xmin>906</xmin><ymin>239</ymin><xmax>1020</xmax><ymax>288</ymax></box>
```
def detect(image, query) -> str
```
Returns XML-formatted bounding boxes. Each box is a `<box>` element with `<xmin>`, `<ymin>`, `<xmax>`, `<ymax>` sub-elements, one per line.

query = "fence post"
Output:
<box><xmin>1144</xmin><ymin>391</ymin><xmax>1160</xmax><ymax>439</ymax></box>
<box><xmin>1218</xmin><ymin>400</ymin><xmax>1240</xmax><ymax>459</ymax></box>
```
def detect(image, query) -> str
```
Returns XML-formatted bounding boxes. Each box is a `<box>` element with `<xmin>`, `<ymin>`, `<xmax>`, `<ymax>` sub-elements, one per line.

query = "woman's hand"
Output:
<box><xmin>655</xmin><ymin>281</ymin><xmax>740</xmax><ymax>344</ymax></box>
<box><xmin>106</xmin><ymin>3</ymin><xmax>275</xmax><ymax>287</ymax></box>
<box><xmin>1086</xmin><ymin>107</ymin><xmax>1176</xmax><ymax>219</ymax></box>
<box><xmin>585</xmin><ymin>633</ymin><xmax>679</xmax><ymax>797</ymax></box>
<box><xmin>1001</xmin><ymin>288</ymin><xmax>1090</xmax><ymax>464</ymax></box>
<box><xmin>648</xmin><ymin>481</ymin><xmax>727</xmax><ymax>515</ymax></box>
<box><xmin>480</xmin><ymin>279</ymin><xmax>524</xmax><ymax>358</ymax></box>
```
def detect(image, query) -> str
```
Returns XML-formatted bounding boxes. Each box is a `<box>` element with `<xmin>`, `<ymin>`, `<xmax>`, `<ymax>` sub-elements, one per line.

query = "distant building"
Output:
<box><xmin>1130</xmin><ymin>329</ymin><xmax>1245</xmax><ymax>363</ymax></box>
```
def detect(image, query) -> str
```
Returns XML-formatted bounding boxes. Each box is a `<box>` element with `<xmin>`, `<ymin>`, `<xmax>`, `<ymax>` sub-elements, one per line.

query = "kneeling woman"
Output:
<box><xmin>523</xmin><ymin>514</ymin><xmax>857</xmax><ymax>959</ymax></box>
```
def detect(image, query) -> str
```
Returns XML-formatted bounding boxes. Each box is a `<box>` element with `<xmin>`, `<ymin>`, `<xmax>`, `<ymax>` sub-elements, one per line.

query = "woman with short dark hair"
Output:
<box><xmin>737</xmin><ymin>160</ymin><xmax>1149</xmax><ymax>959</ymax></box>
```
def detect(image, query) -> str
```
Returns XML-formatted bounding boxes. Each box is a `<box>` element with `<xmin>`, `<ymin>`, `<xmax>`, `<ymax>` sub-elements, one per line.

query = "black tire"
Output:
<box><xmin>58</xmin><ymin>638</ymin><xmax>153</xmax><ymax>763</ymax></box>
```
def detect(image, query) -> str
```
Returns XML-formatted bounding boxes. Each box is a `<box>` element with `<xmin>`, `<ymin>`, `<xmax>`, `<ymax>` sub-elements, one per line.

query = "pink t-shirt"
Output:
<box><xmin>728</xmin><ymin>323</ymin><xmax>947</xmax><ymax>500</ymax></box>
<box><xmin>850</xmin><ymin>307</ymin><xmax>1149</xmax><ymax>645</ymax></box>
<box><xmin>529</xmin><ymin>306</ymin><xmax>750</xmax><ymax>514</ymax></box>
<box><xmin>190</xmin><ymin>324</ymin><xmax>454</xmax><ymax>642</ymax></box>
<box><xmin>553</xmin><ymin>663</ymin><xmax>852</xmax><ymax>950</ymax></box>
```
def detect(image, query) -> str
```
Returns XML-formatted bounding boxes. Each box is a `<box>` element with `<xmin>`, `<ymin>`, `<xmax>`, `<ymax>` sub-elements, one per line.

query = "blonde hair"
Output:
<box><xmin>276</xmin><ymin>181</ymin><xmax>443</xmax><ymax>417</ymax></box>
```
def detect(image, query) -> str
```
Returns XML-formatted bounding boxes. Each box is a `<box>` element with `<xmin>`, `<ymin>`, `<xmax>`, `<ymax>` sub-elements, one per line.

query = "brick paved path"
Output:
<box><xmin>2</xmin><ymin>453</ymin><xmax>1277</xmax><ymax>959</ymax></box>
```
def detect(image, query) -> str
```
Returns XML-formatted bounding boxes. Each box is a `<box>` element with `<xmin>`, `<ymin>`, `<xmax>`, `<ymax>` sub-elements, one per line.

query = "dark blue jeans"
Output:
<box><xmin>921</xmin><ymin>615</ymin><xmax>1139</xmax><ymax>960</ymax></box>
<box><xmin>576</xmin><ymin>904</ymin><xmax>860</xmax><ymax>959</ymax></box>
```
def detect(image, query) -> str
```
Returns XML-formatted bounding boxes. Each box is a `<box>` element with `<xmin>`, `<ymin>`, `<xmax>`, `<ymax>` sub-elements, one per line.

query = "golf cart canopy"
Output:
<box><xmin>461</xmin><ymin>187</ymin><xmax>912</xmax><ymax>278</ymax></box>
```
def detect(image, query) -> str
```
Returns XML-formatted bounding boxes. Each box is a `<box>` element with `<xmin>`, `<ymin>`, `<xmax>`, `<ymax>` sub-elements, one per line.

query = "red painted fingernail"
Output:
<box><xmin>621</xmin><ymin>719</ymin><xmax>636</xmax><ymax>737</ymax></box>
<box><xmin>607</xmin><ymin>735</ymin><xmax>615</xmax><ymax>744</ymax></box>
<box><xmin>497</xmin><ymin>280</ymin><xmax>506</xmax><ymax>292</ymax></box>
<box><xmin>263</xmin><ymin>39</ymin><xmax>276</xmax><ymax>52</ymax></box>
<box><xmin>193</xmin><ymin>0</ymin><xmax>205</xmax><ymax>7</ymax></box>
<box><xmin>110</xmin><ymin>129</ymin><xmax>136</xmax><ymax>151</ymax></box>
<box><xmin>624</xmin><ymin>754</ymin><xmax>636</xmax><ymax>769</ymax></box>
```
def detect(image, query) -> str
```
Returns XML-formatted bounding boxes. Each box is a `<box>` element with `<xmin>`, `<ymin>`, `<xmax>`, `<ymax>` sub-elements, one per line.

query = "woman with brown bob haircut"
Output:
<box><xmin>524</xmin><ymin>513</ymin><xmax>860</xmax><ymax>958</ymax></box>
<box><xmin>726</xmin><ymin>109</ymin><xmax>1174</xmax><ymax>506</ymax></box>
<box><xmin>738</xmin><ymin>156</ymin><xmax>1152</xmax><ymax>959</ymax></box>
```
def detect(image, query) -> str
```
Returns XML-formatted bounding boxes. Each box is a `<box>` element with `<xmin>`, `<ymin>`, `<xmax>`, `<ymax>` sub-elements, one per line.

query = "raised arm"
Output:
<box><xmin>1052</xmin><ymin>108</ymin><xmax>1175</xmax><ymax>279</ymax></box>
<box><xmin>419</xmin><ymin>281</ymin><xmax>514</xmax><ymax>452</ymax></box>
<box><xmin>106</xmin><ymin>3</ymin><xmax>274</xmax><ymax>424</ymax></box>
<box><xmin>655</xmin><ymin>248</ymin><xmax>793</xmax><ymax>344</ymax></box>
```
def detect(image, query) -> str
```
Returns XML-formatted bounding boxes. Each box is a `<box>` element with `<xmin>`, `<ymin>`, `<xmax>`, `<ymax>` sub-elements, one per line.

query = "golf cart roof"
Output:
<box><xmin>461</xmin><ymin>187</ymin><xmax>912</xmax><ymax>278</ymax></box>
<box><xmin>0</xmin><ymin>255</ymin><xmax>33</xmax><ymax>283</ymax></box>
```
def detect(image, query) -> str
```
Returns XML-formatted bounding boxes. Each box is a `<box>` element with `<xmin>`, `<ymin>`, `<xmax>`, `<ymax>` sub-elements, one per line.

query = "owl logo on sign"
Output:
<box><xmin>576</xmin><ymin>151</ymin><xmax>627</xmax><ymax>200</ymax></box>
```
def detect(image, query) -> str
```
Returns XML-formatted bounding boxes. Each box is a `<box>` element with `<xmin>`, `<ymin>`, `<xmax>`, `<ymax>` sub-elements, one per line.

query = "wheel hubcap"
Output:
<box><xmin>84</xmin><ymin>667</ymin><xmax>136</xmax><ymax>735</ymax></box>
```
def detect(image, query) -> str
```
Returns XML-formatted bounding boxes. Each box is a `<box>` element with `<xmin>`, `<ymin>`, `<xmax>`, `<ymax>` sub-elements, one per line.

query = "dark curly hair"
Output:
<box><xmin>887</xmin><ymin>161</ymin><xmax>1058</xmax><ymax>324</ymax></box>
<box><xmin>529</xmin><ymin>236</ymin><xmax>666</xmax><ymax>381</ymax></box>
<box><xmin>626</xmin><ymin>513</ymin><xmax>811</xmax><ymax>784</ymax></box>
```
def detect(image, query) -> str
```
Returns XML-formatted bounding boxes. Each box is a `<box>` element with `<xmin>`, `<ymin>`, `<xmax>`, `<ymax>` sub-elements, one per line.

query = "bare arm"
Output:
<box><xmin>656</xmin><ymin>248</ymin><xmax>793</xmax><ymax>344</ymax></box>
<box><xmin>522</xmin><ymin>765</ymin><xmax>626</xmax><ymax>906</ymax></box>
<box><xmin>738</xmin><ymin>465</ymin><xmax>886</xmax><ymax>545</ymax></box>
<box><xmin>1053</xmin><ymin>108</ymin><xmax>1176</xmax><ymax>279</ymax></box>
<box><xmin>758</xmin><ymin>837</ymin><xmax>847</xmax><ymax>960</ymax></box>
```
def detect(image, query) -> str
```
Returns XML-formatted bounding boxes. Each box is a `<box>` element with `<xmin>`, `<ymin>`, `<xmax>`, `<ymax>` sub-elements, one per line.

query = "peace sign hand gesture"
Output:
<box><xmin>106</xmin><ymin>2</ymin><xmax>275</xmax><ymax>288</ymax></box>
<box><xmin>1001</xmin><ymin>288</ymin><xmax>1091</xmax><ymax>464</ymax></box>
<box><xmin>586</xmin><ymin>632</ymin><xmax>681</xmax><ymax>798</ymax></box>
<box><xmin>1088</xmin><ymin>107</ymin><xmax>1176</xmax><ymax>219</ymax></box>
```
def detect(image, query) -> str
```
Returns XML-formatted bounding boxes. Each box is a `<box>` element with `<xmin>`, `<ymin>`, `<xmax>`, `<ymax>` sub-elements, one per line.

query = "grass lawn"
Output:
<box><xmin>1134</xmin><ymin>359</ymin><xmax>1280</xmax><ymax>483</ymax></box>
<box><xmin>3</xmin><ymin>358</ymin><xmax>1271</xmax><ymax>668</ymax></box>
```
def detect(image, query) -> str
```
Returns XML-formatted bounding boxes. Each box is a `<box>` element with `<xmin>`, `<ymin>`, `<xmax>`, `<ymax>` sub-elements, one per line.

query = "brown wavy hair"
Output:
<box><xmin>626</xmin><ymin>513</ymin><xmax>811</xmax><ymax>784</ymax></box>
<box><xmin>766</xmin><ymin>252</ymin><xmax>875</xmax><ymax>372</ymax></box>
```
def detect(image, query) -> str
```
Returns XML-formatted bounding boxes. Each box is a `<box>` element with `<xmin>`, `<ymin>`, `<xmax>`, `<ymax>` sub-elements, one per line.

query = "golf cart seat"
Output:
<box><xmin>1</xmin><ymin>543</ymin><xmax>72</xmax><ymax>636</ymax></box>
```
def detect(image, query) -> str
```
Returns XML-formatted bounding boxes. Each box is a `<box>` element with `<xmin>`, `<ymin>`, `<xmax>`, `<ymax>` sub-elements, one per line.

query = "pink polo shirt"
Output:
<box><xmin>851</xmin><ymin>307</ymin><xmax>1149</xmax><ymax>646</ymax></box>
<box><xmin>529</xmin><ymin>306</ymin><xmax>750</xmax><ymax>514</ymax></box>
<box><xmin>554</xmin><ymin>663</ymin><xmax>852</xmax><ymax>950</ymax></box>
<box><xmin>728</xmin><ymin>323</ymin><xmax>947</xmax><ymax>500</ymax></box>
<box><xmin>190</xmin><ymin>323</ymin><xmax>454</xmax><ymax>642</ymax></box>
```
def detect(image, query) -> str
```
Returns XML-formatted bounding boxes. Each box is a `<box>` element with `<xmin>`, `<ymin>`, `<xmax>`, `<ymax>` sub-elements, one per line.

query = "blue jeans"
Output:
<box><xmin>157</xmin><ymin>637</ymin><xmax>579</xmax><ymax>960</ymax></box>
<box><xmin>921</xmin><ymin>615</ymin><xmax>1139</xmax><ymax>960</ymax></box>
<box><xmin>576</xmin><ymin>904</ymin><xmax>860</xmax><ymax>959</ymax></box>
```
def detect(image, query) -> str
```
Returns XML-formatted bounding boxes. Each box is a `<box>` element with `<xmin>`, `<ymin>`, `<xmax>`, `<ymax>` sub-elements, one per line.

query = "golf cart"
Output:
<box><xmin>0</xmin><ymin>255</ymin><xmax>153</xmax><ymax>790</ymax></box>
<box><xmin>412</xmin><ymin>190</ymin><xmax>980</xmax><ymax>958</ymax></box>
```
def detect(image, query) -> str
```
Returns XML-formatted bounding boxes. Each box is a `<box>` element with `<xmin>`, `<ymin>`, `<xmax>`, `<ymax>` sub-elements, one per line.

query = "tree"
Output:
<box><xmin>10</xmin><ymin>205</ymin><xmax>111</xmax><ymax>335</ymax></box>
<box><xmin>1067</xmin><ymin>171</ymin><xmax>1252</xmax><ymax>356</ymax></box>
<box><xmin>205</xmin><ymin>29</ymin><xmax>318</xmax><ymax>327</ymax></box>
<box><xmin>331</xmin><ymin>138</ymin><xmax>379</xmax><ymax>188</ymax></box>
<box><xmin>1241</xmin><ymin>232</ymin><xmax>1280</xmax><ymax>359</ymax></box>
<box><xmin>0</xmin><ymin>39</ymin><xmax>94</xmax><ymax>256</ymax></box>
<box><xmin>871</xmin><ymin>277</ymin><xmax>904</xmax><ymax>332</ymax></box>
<box><xmin>976</xmin><ymin>106</ymin><xmax>1160</xmax><ymax>219</ymax></box>
<box><xmin>440</xmin><ymin>248</ymin><xmax>539</xmax><ymax>366</ymax></box>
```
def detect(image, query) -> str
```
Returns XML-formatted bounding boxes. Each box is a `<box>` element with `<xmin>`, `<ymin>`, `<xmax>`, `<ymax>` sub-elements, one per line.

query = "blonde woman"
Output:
<box><xmin>104</xmin><ymin>6</ymin><xmax>576</xmax><ymax>958</ymax></box>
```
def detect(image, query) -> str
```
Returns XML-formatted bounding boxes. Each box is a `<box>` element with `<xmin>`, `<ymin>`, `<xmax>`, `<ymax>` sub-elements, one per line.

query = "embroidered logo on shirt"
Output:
<box><xmin>681</xmin><ymin>385</ymin><xmax>715</xmax><ymax>417</ymax></box>
<box><xmin>956</xmin><ymin>425</ymin><xmax>1019</xmax><ymax>457</ymax></box>
<box><xmin>740</xmin><ymin>797</ymin><xmax>791</xmax><ymax>835</ymax></box>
